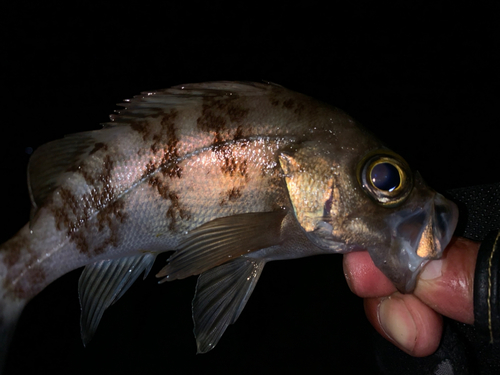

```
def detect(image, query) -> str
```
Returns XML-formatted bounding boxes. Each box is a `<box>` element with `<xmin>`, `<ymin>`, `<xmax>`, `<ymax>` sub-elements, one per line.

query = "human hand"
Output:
<box><xmin>343</xmin><ymin>237</ymin><xmax>480</xmax><ymax>357</ymax></box>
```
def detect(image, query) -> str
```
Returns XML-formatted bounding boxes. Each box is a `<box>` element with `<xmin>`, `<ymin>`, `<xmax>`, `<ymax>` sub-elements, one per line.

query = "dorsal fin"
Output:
<box><xmin>105</xmin><ymin>81</ymin><xmax>277</xmax><ymax>127</ymax></box>
<box><xmin>27</xmin><ymin>132</ymin><xmax>96</xmax><ymax>223</ymax></box>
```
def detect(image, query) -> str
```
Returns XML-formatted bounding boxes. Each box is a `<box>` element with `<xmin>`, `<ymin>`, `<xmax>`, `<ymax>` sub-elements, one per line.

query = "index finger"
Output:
<box><xmin>343</xmin><ymin>250</ymin><xmax>396</xmax><ymax>298</ymax></box>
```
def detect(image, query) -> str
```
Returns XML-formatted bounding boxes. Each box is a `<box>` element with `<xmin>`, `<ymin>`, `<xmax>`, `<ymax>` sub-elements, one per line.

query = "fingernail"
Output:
<box><xmin>420</xmin><ymin>259</ymin><xmax>443</xmax><ymax>280</ymax></box>
<box><xmin>378</xmin><ymin>296</ymin><xmax>417</xmax><ymax>353</ymax></box>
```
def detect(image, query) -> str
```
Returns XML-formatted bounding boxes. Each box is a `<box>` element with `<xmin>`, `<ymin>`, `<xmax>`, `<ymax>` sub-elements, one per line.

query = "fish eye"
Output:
<box><xmin>371</xmin><ymin>162</ymin><xmax>400</xmax><ymax>191</ymax></box>
<box><xmin>358</xmin><ymin>151</ymin><xmax>413</xmax><ymax>206</ymax></box>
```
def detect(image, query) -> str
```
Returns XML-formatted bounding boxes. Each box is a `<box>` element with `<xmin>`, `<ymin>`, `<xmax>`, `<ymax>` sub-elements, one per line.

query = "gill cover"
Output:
<box><xmin>278</xmin><ymin>144</ymin><xmax>344</xmax><ymax>252</ymax></box>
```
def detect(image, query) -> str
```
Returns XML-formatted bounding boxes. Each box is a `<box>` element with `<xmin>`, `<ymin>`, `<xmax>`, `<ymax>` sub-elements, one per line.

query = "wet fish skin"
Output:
<box><xmin>0</xmin><ymin>82</ymin><xmax>457</xmax><ymax>361</ymax></box>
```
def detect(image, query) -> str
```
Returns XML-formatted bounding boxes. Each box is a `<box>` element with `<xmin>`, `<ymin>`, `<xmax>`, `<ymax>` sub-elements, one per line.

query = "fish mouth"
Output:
<box><xmin>373</xmin><ymin>192</ymin><xmax>459</xmax><ymax>293</ymax></box>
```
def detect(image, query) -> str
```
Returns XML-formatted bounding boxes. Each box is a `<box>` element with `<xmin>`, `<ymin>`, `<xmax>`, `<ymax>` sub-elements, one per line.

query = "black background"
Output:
<box><xmin>1</xmin><ymin>2</ymin><xmax>499</xmax><ymax>374</ymax></box>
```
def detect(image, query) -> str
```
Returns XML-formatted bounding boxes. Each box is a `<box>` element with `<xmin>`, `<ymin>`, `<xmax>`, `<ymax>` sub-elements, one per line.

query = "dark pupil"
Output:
<box><xmin>371</xmin><ymin>163</ymin><xmax>400</xmax><ymax>191</ymax></box>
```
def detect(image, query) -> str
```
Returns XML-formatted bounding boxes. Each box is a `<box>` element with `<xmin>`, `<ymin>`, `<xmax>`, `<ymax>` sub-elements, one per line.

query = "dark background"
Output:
<box><xmin>1</xmin><ymin>2</ymin><xmax>499</xmax><ymax>374</ymax></box>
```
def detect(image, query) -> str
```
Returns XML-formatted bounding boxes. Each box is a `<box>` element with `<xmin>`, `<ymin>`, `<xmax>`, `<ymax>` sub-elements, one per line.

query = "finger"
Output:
<box><xmin>343</xmin><ymin>251</ymin><xmax>396</xmax><ymax>298</ymax></box>
<box><xmin>415</xmin><ymin>237</ymin><xmax>479</xmax><ymax>324</ymax></box>
<box><xmin>364</xmin><ymin>293</ymin><xmax>443</xmax><ymax>357</ymax></box>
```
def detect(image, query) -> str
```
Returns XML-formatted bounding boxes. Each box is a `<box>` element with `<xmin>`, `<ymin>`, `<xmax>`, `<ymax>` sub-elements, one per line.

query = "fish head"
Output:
<box><xmin>280</xmin><ymin>143</ymin><xmax>458</xmax><ymax>293</ymax></box>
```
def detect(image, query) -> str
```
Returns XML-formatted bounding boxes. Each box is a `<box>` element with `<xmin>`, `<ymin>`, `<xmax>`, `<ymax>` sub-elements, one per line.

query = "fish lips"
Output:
<box><xmin>371</xmin><ymin>192</ymin><xmax>459</xmax><ymax>293</ymax></box>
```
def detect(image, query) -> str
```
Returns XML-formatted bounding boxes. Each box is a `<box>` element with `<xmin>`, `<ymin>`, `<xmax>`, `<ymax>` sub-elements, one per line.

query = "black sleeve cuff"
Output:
<box><xmin>474</xmin><ymin>230</ymin><xmax>500</xmax><ymax>343</ymax></box>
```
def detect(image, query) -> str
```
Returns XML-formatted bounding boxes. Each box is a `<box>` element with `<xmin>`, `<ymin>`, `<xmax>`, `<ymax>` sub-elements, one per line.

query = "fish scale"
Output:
<box><xmin>0</xmin><ymin>81</ymin><xmax>458</xmax><ymax>368</ymax></box>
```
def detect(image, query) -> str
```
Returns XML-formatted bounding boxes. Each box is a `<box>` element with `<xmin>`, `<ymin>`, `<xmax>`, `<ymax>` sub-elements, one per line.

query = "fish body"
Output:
<box><xmin>0</xmin><ymin>82</ymin><xmax>458</xmax><ymax>359</ymax></box>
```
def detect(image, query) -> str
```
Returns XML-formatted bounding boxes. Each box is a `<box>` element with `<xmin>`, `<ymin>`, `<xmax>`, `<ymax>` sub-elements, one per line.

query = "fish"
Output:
<box><xmin>0</xmin><ymin>81</ymin><xmax>458</xmax><ymax>363</ymax></box>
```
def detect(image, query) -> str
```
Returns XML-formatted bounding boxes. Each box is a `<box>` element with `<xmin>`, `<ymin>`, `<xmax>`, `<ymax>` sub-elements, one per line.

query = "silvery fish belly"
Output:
<box><xmin>0</xmin><ymin>82</ymin><xmax>458</xmax><ymax>359</ymax></box>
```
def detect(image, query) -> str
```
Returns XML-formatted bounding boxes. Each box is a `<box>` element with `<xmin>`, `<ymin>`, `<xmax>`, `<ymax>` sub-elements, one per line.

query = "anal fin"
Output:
<box><xmin>78</xmin><ymin>253</ymin><xmax>156</xmax><ymax>345</ymax></box>
<box><xmin>156</xmin><ymin>210</ymin><xmax>286</xmax><ymax>281</ymax></box>
<box><xmin>192</xmin><ymin>257</ymin><xmax>266</xmax><ymax>353</ymax></box>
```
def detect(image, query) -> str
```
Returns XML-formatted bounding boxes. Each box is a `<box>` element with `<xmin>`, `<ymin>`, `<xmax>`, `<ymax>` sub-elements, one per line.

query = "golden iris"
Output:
<box><xmin>358</xmin><ymin>151</ymin><xmax>413</xmax><ymax>207</ymax></box>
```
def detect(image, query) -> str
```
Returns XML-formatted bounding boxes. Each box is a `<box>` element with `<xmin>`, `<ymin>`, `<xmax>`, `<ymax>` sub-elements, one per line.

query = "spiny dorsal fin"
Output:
<box><xmin>156</xmin><ymin>210</ymin><xmax>286</xmax><ymax>282</ymax></box>
<box><xmin>192</xmin><ymin>257</ymin><xmax>266</xmax><ymax>353</ymax></box>
<box><xmin>78</xmin><ymin>253</ymin><xmax>156</xmax><ymax>345</ymax></box>
<box><xmin>105</xmin><ymin>81</ymin><xmax>278</xmax><ymax>127</ymax></box>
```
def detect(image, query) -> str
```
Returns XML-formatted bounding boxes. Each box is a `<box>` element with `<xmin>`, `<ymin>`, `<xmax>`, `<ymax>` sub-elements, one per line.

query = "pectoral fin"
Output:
<box><xmin>78</xmin><ymin>253</ymin><xmax>156</xmax><ymax>345</ymax></box>
<box><xmin>192</xmin><ymin>257</ymin><xmax>266</xmax><ymax>353</ymax></box>
<box><xmin>156</xmin><ymin>210</ymin><xmax>285</xmax><ymax>281</ymax></box>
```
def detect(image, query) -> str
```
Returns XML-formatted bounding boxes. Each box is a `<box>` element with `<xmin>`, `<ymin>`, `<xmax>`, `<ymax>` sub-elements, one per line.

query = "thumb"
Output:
<box><xmin>415</xmin><ymin>237</ymin><xmax>480</xmax><ymax>325</ymax></box>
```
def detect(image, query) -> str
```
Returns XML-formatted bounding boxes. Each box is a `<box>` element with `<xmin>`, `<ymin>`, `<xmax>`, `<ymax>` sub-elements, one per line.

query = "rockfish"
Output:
<box><xmin>0</xmin><ymin>82</ymin><xmax>458</xmax><ymax>362</ymax></box>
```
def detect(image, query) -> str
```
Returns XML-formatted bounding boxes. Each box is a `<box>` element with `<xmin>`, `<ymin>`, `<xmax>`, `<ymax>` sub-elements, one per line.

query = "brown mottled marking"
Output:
<box><xmin>97</xmin><ymin>200</ymin><xmax>127</xmax><ymax>231</ymax></box>
<box><xmin>214</xmin><ymin>142</ymin><xmax>250</xmax><ymax>179</ymax></box>
<box><xmin>143</xmin><ymin>110</ymin><xmax>183</xmax><ymax>180</ymax></box>
<box><xmin>163</xmin><ymin>164</ymin><xmax>182</xmax><ymax>179</ymax></box>
<box><xmin>93</xmin><ymin>201</ymin><xmax>127</xmax><ymax>255</ymax></box>
<box><xmin>219</xmin><ymin>187</ymin><xmax>242</xmax><ymax>206</ymax></box>
<box><xmin>71</xmin><ymin>230</ymin><xmax>90</xmax><ymax>255</ymax></box>
<box><xmin>152</xmin><ymin>110</ymin><xmax>179</xmax><ymax>152</ymax></box>
<box><xmin>130</xmin><ymin>120</ymin><xmax>151</xmax><ymax>141</ymax></box>
<box><xmin>74</xmin><ymin>154</ymin><xmax>115</xmax><ymax>199</ymax></box>
<box><xmin>219</xmin><ymin>148</ymin><xmax>238</xmax><ymax>176</ymax></box>
<box><xmin>197</xmin><ymin>97</ymin><xmax>249</xmax><ymax>144</ymax></box>
<box><xmin>7</xmin><ymin>267</ymin><xmax>47</xmax><ymax>299</ymax></box>
<box><xmin>51</xmin><ymin>187</ymin><xmax>80</xmax><ymax>232</ymax></box>
<box><xmin>227</xmin><ymin>105</ymin><xmax>249</xmax><ymax>123</ymax></box>
<box><xmin>89</xmin><ymin>142</ymin><xmax>108</xmax><ymax>155</ymax></box>
<box><xmin>294</xmin><ymin>101</ymin><xmax>306</xmax><ymax>116</ymax></box>
<box><xmin>1</xmin><ymin>236</ymin><xmax>27</xmax><ymax>267</ymax></box>
<box><xmin>1</xmin><ymin>229</ymin><xmax>50</xmax><ymax>299</ymax></box>
<box><xmin>166</xmin><ymin>191</ymin><xmax>190</xmax><ymax>231</ymax></box>
<box><xmin>149</xmin><ymin>176</ymin><xmax>166</xmax><ymax>196</ymax></box>
<box><xmin>239</xmin><ymin>159</ymin><xmax>248</xmax><ymax>178</ymax></box>
<box><xmin>269</xmin><ymin>86</ymin><xmax>283</xmax><ymax>107</ymax></box>
<box><xmin>149</xmin><ymin>176</ymin><xmax>190</xmax><ymax>231</ymax></box>
<box><xmin>50</xmin><ymin>152</ymin><xmax>127</xmax><ymax>256</ymax></box>
<box><xmin>142</xmin><ymin>160</ymin><xmax>156</xmax><ymax>180</ymax></box>
<box><xmin>197</xmin><ymin>99</ymin><xmax>226</xmax><ymax>130</ymax></box>
<box><xmin>92</xmin><ymin>233</ymin><xmax>120</xmax><ymax>256</ymax></box>
<box><xmin>283</xmin><ymin>98</ymin><xmax>295</xmax><ymax>109</ymax></box>
<box><xmin>233</xmin><ymin>125</ymin><xmax>245</xmax><ymax>140</ymax></box>
<box><xmin>160</xmin><ymin>111</ymin><xmax>183</xmax><ymax>179</ymax></box>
